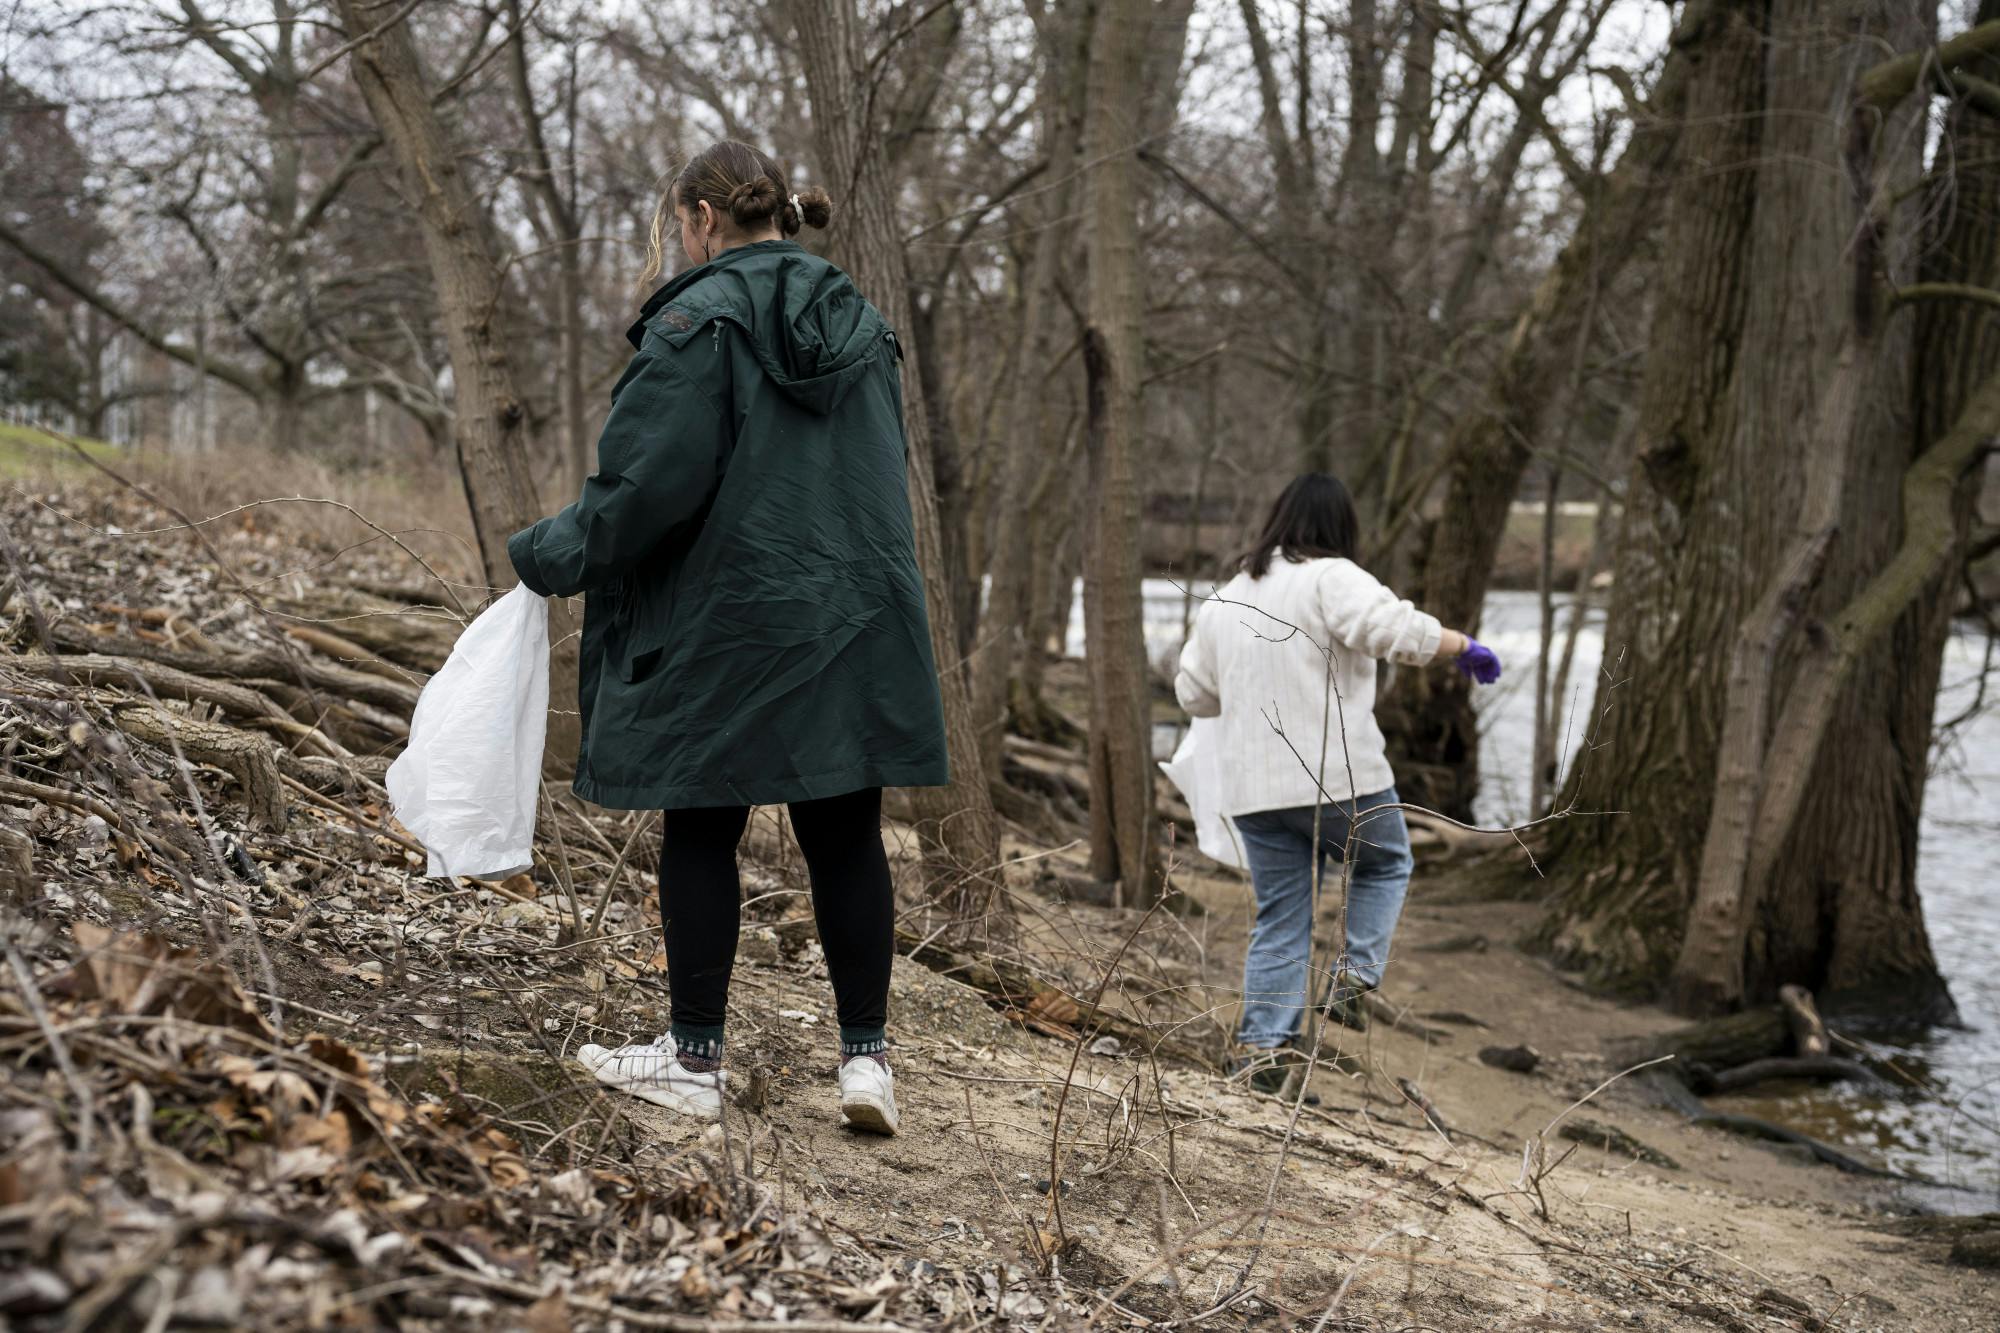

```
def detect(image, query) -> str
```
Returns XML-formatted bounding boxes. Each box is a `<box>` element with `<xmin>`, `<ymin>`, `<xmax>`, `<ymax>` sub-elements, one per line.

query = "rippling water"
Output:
<box><xmin>1092</xmin><ymin>579</ymin><xmax>2000</xmax><ymax>1207</ymax></box>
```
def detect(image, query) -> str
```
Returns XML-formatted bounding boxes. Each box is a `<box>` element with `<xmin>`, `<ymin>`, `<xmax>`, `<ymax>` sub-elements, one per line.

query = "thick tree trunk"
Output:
<box><xmin>1373</xmin><ymin>9</ymin><xmax>1699</xmax><ymax>818</ymax></box>
<box><xmin>788</xmin><ymin>0</ymin><xmax>1000</xmax><ymax>902</ymax></box>
<box><xmin>1731</xmin><ymin>0</ymin><xmax>2000</xmax><ymax>1014</ymax></box>
<box><xmin>1080</xmin><ymin>0</ymin><xmax>1160</xmax><ymax>907</ymax></box>
<box><xmin>1533</xmin><ymin>0</ymin><xmax>1768</xmax><ymax>991</ymax></box>
<box><xmin>1542</xmin><ymin>0</ymin><xmax>1960</xmax><ymax>1014</ymax></box>
<box><xmin>333</xmin><ymin>0</ymin><xmax>581</xmax><ymax>775</ymax></box>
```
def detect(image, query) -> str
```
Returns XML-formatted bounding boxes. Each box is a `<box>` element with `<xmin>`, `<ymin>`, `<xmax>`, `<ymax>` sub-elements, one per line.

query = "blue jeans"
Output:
<box><xmin>1231</xmin><ymin>789</ymin><xmax>1413</xmax><ymax>1049</ymax></box>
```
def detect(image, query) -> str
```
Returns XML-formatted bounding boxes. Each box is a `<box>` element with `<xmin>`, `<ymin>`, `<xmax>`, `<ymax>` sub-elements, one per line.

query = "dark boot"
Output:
<box><xmin>1319</xmin><ymin>970</ymin><xmax>1372</xmax><ymax>1032</ymax></box>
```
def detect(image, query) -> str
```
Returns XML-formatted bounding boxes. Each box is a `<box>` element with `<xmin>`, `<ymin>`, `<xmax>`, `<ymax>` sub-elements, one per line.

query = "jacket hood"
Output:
<box><xmin>632</xmin><ymin>240</ymin><xmax>890</xmax><ymax>415</ymax></box>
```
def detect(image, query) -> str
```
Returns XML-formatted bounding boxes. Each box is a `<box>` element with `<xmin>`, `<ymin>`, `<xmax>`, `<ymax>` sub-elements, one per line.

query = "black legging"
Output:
<box><xmin>658</xmin><ymin>786</ymin><xmax>892</xmax><ymax>1059</ymax></box>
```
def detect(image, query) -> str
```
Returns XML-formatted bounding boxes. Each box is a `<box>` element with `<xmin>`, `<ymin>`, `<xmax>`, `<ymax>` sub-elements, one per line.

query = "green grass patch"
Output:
<box><xmin>0</xmin><ymin>420</ymin><xmax>120</xmax><ymax>479</ymax></box>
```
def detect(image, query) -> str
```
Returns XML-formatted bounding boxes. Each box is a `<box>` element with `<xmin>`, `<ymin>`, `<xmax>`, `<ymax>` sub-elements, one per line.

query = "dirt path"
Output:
<box><xmin>523</xmin><ymin>842</ymin><xmax>1997</xmax><ymax>1329</ymax></box>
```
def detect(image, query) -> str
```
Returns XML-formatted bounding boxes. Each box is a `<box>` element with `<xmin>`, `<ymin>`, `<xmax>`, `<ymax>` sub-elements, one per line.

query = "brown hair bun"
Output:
<box><xmin>726</xmin><ymin>176</ymin><xmax>779</xmax><ymax>227</ymax></box>
<box><xmin>793</xmin><ymin>185</ymin><xmax>835</xmax><ymax>230</ymax></box>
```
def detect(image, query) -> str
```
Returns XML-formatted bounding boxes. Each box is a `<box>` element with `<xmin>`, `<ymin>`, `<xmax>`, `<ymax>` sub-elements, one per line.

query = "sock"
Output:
<box><xmin>671</xmin><ymin>1025</ymin><xmax>723</xmax><ymax>1071</ymax></box>
<box><xmin>840</xmin><ymin>1029</ymin><xmax>887</xmax><ymax>1062</ymax></box>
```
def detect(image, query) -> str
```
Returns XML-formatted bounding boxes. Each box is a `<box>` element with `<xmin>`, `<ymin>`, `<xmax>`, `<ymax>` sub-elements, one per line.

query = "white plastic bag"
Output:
<box><xmin>1159</xmin><ymin>717</ymin><xmax>1246</xmax><ymax>870</ymax></box>
<box><xmin>386</xmin><ymin>584</ymin><xmax>549</xmax><ymax>879</ymax></box>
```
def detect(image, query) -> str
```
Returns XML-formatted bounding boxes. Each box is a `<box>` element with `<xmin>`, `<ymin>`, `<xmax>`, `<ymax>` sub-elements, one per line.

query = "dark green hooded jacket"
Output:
<box><xmin>506</xmin><ymin>239</ymin><xmax>950</xmax><ymax>809</ymax></box>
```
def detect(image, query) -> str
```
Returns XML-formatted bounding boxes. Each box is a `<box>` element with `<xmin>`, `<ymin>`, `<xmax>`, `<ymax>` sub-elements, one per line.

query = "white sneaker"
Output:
<box><xmin>838</xmin><ymin>1055</ymin><xmax>899</xmax><ymax>1135</ymax></box>
<box><xmin>576</xmin><ymin>1033</ymin><xmax>724</xmax><ymax>1119</ymax></box>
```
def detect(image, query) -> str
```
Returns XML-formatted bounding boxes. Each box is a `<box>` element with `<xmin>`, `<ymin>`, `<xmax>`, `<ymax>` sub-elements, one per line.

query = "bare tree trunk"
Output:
<box><xmin>788</xmin><ymin>0</ymin><xmax>1000</xmax><ymax>902</ymax></box>
<box><xmin>1079</xmin><ymin>0</ymin><xmax>1160</xmax><ymax>907</ymax></box>
<box><xmin>332</xmin><ymin>0</ymin><xmax>581</xmax><ymax>775</ymax></box>
<box><xmin>970</xmin><ymin>2</ymin><xmax>1089</xmax><ymax>783</ymax></box>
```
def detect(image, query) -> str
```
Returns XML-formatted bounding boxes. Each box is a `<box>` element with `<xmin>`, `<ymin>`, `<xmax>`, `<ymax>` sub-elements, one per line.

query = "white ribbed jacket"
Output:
<box><xmin>1174</xmin><ymin>556</ymin><xmax>1442</xmax><ymax>814</ymax></box>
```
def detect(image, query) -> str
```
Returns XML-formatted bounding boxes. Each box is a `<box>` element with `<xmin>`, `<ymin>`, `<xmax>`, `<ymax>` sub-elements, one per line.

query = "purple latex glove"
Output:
<box><xmin>1456</xmin><ymin>638</ymin><xmax>1502</xmax><ymax>685</ymax></box>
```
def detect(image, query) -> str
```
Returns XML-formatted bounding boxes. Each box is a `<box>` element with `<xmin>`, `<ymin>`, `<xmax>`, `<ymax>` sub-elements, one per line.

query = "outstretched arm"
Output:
<box><xmin>1317</xmin><ymin>562</ymin><xmax>1500</xmax><ymax>683</ymax></box>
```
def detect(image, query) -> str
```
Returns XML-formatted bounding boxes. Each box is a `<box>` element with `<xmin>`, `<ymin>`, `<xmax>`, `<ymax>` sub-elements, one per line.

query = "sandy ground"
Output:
<box><xmin>504</xmin><ymin>833</ymin><xmax>1998</xmax><ymax>1331</ymax></box>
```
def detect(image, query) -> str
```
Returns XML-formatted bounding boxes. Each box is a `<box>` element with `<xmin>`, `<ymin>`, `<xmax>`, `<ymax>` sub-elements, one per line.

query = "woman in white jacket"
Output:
<box><xmin>1175</xmin><ymin>474</ymin><xmax>1500</xmax><ymax>1080</ymax></box>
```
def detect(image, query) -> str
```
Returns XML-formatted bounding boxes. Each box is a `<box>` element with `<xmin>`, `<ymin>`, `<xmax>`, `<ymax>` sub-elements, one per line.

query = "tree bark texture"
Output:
<box><xmin>1541</xmin><ymin>0</ymin><xmax>1960</xmax><ymax>1015</ymax></box>
<box><xmin>788</xmin><ymin>0</ymin><xmax>1000</xmax><ymax>899</ymax></box>
<box><xmin>1080</xmin><ymin>0</ymin><xmax>1161</xmax><ymax>907</ymax></box>
<box><xmin>333</xmin><ymin>0</ymin><xmax>581</xmax><ymax>776</ymax></box>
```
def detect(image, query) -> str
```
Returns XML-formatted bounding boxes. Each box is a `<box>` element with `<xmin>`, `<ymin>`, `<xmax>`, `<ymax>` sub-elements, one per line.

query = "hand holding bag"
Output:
<box><xmin>386</xmin><ymin>584</ymin><xmax>549</xmax><ymax>878</ymax></box>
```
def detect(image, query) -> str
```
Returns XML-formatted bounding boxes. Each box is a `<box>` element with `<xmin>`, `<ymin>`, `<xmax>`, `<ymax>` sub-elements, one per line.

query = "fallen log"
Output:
<box><xmin>988</xmin><ymin>778</ymin><xmax>1069</xmax><ymax>843</ymax></box>
<box><xmin>48</xmin><ymin>619</ymin><xmax>422</xmax><ymax>713</ymax></box>
<box><xmin>325</xmin><ymin>697</ymin><xmax>410</xmax><ymax>743</ymax></box>
<box><xmin>12</xmin><ymin>652</ymin><xmax>288</xmax><ymax>725</ymax></box>
<box><xmin>283</xmin><ymin>624</ymin><xmax>417</xmax><ymax>684</ymax></box>
<box><xmin>269</xmin><ymin>587</ymin><xmax>463</xmax><ymax>671</ymax></box>
<box><xmin>114</xmin><ymin>704</ymin><xmax>287</xmax><ymax>830</ymax></box>
<box><xmin>1614</xmin><ymin>1005</ymin><xmax>1789</xmax><ymax>1070</ymax></box>
<box><xmin>347</xmin><ymin>576</ymin><xmax>468</xmax><ymax>608</ymax></box>
<box><xmin>1702</xmin><ymin>1055</ymin><xmax>1877</xmax><ymax>1096</ymax></box>
<box><xmin>275</xmin><ymin>750</ymin><xmax>392</xmax><ymax>793</ymax></box>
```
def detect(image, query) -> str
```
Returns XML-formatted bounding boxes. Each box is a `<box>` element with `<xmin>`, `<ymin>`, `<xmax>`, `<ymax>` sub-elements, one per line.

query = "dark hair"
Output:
<box><xmin>1237</xmin><ymin>473</ymin><xmax>1360</xmax><ymax>578</ymax></box>
<box><xmin>640</xmin><ymin>140</ymin><xmax>835</xmax><ymax>283</ymax></box>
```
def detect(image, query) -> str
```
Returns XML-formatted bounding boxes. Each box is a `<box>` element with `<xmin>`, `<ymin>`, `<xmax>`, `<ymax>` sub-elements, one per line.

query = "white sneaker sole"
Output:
<box><xmin>580</xmin><ymin>1059</ymin><xmax>723</xmax><ymax>1119</ymax></box>
<box><xmin>840</xmin><ymin>1092</ymin><xmax>898</xmax><ymax>1135</ymax></box>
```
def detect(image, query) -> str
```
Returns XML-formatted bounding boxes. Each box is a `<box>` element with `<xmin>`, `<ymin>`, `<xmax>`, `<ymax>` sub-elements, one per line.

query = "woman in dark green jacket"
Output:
<box><xmin>507</xmin><ymin>140</ymin><xmax>948</xmax><ymax>1134</ymax></box>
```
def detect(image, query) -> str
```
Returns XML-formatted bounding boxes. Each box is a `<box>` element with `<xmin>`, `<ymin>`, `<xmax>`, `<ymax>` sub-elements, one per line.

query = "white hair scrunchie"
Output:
<box><xmin>789</xmin><ymin>192</ymin><xmax>801</xmax><ymax>219</ymax></box>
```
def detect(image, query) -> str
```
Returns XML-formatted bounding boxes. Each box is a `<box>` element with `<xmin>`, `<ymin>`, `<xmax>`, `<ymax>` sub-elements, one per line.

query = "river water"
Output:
<box><xmin>1078</xmin><ymin>580</ymin><xmax>2000</xmax><ymax>1206</ymax></box>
